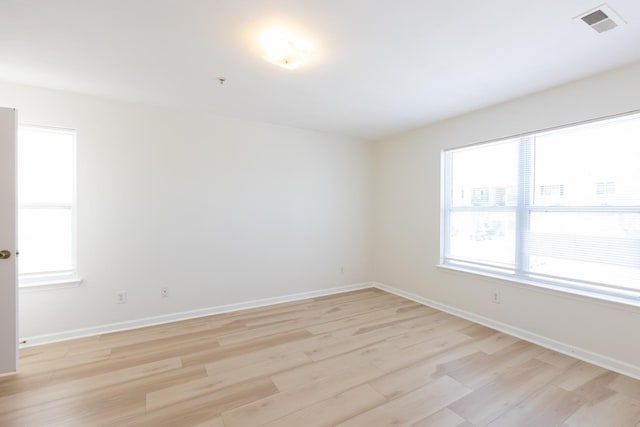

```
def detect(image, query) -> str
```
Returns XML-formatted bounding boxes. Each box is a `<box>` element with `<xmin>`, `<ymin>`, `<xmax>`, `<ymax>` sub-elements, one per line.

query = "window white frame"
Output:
<box><xmin>441</xmin><ymin>111</ymin><xmax>640</xmax><ymax>304</ymax></box>
<box><xmin>18</xmin><ymin>125</ymin><xmax>80</xmax><ymax>288</ymax></box>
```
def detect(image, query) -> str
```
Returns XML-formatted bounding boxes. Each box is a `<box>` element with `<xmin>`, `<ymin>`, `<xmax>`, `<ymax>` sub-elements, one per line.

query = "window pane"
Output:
<box><xmin>448</xmin><ymin>211</ymin><xmax>516</xmax><ymax>267</ymax></box>
<box><xmin>18</xmin><ymin>209</ymin><xmax>73</xmax><ymax>275</ymax></box>
<box><xmin>18</xmin><ymin>127</ymin><xmax>74</xmax><ymax>205</ymax></box>
<box><xmin>533</xmin><ymin>116</ymin><xmax>640</xmax><ymax>207</ymax></box>
<box><xmin>450</xmin><ymin>140</ymin><xmax>518</xmax><ymax>207</ymax></box>
<box><xmin>527</xmin><ymin>212</ymin><xmax>640</xmax><ymax>288</ymax></box>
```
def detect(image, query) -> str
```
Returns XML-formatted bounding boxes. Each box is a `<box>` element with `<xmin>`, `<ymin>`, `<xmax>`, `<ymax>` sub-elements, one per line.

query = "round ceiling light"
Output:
<box><xmin>258</xmin><ymin>27</ymin><xmax>314</xmax><ymax>70</ymax></box>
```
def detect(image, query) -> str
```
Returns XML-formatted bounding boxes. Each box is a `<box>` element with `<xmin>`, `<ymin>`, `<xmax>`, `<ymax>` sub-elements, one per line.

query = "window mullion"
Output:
<box><xmin>441</xmin><ymin>151</ymin><xmax>453</xmax><ymax>262</ymax></box>
<box><xmin>515</xmin><ymin>136</ymin><xmax>533</xmax><ymax>275</ymax></box>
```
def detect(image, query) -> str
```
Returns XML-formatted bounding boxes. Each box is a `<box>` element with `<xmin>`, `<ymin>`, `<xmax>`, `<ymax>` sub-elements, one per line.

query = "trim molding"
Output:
<box><xmin>372</xmin><ymin>281</ymin><xmax>640</xmax><ymax>380</ymax></box>
<box><xmin>20</xmin><ymin>282</ymin><xmax>374</xmax><ymax>348</ymax></box>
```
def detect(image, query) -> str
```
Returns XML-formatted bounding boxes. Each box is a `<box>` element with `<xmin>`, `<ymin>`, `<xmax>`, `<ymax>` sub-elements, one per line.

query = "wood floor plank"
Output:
<box><xmin>369</xmin><ymin>330</ymin><xmax>473</xmax><ymax>373</ymax></box>
<box><xmin>444</xmin><ymin>339</ymin><xmax>548</xmax><ymax>389</ymax></box>
<box><xmin>107</xmin><ymin>325</ymin><xmax>235</xmax><ymax>357</ymax></box>
<box><xmin>458</xmin><ymin>324</ymin><xmax>497</xmax><ymax>339</ymax></box>
<box><xmin>304</xmin><ymin>323</ymin><xmax>409</xmax><ymax>362</ymax></box>
<box><xmin>17</xmin><ymin>346</ymin><xmax>114</xmax><ymax>377</ymax></box>
<box><xmin>1</xmin><ymin>365</ymin><xmax>208</xmax><ymax>427</ymax></box>
<box><xmin>609</xmin><ymin>374</ymin><xmax>640</xmax><ymax>401</ymax></box>
<box><xmin>0</xmin><ymin>370</ymin><xmax>54</xmax><ymax>399</ymax></box>
<box><xmin>2</xmin><ymin>289</ymin><xmax>639</xmax><ymax>426</ymax></box>
<box><xmin>473</xmin><ymin>332</ymin><xmax>520</xmax><ymax>354</ymax></box>
<box><xmin>410</xmin><ymin>408</ymin><xmax>467</xmax><ymax>427</ymax></box>
<box><xmin>43</xmin><ymin>337</ymin><xmax>214</xmax><ymax>387</ymax></box>
<box><xmin>261</xmin><ymin>384</ymin><xmax>387</xmax><ymax>427</ymax></box>
<box><xmin>570</xmin><ymin>370</ymin><xmax>618</xmax><ymax>405</ymax></box>
<box><xmin>369</xmin><ymin>341</ymin><xmax>480</xmax><ymax>399</ymax></box>
<box><xmin>181</xmin><ymin>329</ymin><xmax>313</xmax><ymax>368</ymax></box>
<box><xmin>554</xmin><ymin>360</ymin><xmax>611</xmax><ymax>391</ymax></box>
<box><xmin>271</xmin><ymin>350</ymin><xmax>381</xmax><ymax>391</ymax></box>
<box><xmin>305</xmin><ymin>302</ymin><xmax>427</xmax><ymax>335</ymax></box>
<box><xmin>216</xmin><ymin>319</ymin><xmax>310</xmax><ymax>346</ymax></box>
<box><xmin>563</xmin><ymin>393</ymin><xmax>640</xmax><ymax>427</ymax></box>
<box><xmin>448</xmin><ymin>358</ymin><xmax>561</xmax><ymax>425</ymax></box>
<box><xmin>192</xmin><ymin>417</ymin><xmax>226</xmax><ymax>427</ymax></box>
<box><xmin>0</xmin><ymin>357</ymin><xmax>182</xmax><ymax>415</ymax></box>
<box><xmin>336</xmin><ymin>376</ymin><xmax>471</xmax><ymax>427</ymax></box>
<box><xmin>222</xmin><ymin>359</ymin><xmax>385</xmax><ymax>426</ymax></box>
<box><xmin>116</xmin><ymin>378</ymin><xmax>279</xmax><ymax>427</ymax></box>
<box><xmin>147</xmin><ymin>351</ymin><xmax>311</xmax><ymax>410</ymax></box>
<box><xmin>535</xmin><ymin>350</ymin><xmax>579</xmax><ymax>370</ymax></box>
<box><xmin>484</xmin><ymin>384</ymin><xmax>583</xmax><ymax>427</ymax></box>
<box><xmin>222</xmin><ymin>294</ymin><xmax>402</xmax><ymax>339</ymax></box>
<box><xmin>202</xmin><ymin>333</ymin><xmax>327</xmax><ymax>374</ymax></box>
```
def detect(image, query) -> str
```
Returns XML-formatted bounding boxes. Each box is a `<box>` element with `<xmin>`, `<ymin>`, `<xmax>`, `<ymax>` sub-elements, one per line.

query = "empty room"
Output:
<box><xmin>1</xmin><ymin>1</ymin><xmax>640</xmax><ymax>426</ymax></box>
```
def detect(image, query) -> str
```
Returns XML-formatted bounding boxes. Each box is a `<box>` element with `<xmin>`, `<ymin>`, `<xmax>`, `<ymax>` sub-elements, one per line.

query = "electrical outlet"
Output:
<box><xmin>492</xmin><ymin>291</ymin><xmax>501</xmax><ymax>304</ymax></box>
<box><xmin>160</xmin><ymin>287</ymin><xmax>169</xmax><ymax>298</ymax></box>
<box><xmin>117</xmin><ymin>290</ymin><xmax>127</xmax><ymax>304</ymax></box>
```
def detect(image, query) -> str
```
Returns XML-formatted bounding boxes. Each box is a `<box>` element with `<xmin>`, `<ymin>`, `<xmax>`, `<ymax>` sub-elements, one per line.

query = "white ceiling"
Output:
<box><xmin>1</xmin><ymin>0</ymin><xmax>639</xmax><ymax>140</ymax></box>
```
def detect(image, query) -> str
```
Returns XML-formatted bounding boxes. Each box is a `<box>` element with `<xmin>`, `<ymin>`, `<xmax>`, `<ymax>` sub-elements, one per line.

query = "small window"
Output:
<box><xmin>441</xmin><ymin>112</ymin><xmax>640</xmax><ymax>303</ymax></box>
<box><xmin>18</xmin><ymin>126</ymin><xmax>78</xmax><ymax>286</ymax></box>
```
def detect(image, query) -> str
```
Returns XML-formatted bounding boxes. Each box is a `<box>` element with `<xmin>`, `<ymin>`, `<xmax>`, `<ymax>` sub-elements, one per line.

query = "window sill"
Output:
<box><xmin>437</xmin><ymin>264</ymin><xmax>640</xmax><ymax>310</ymax></box>
<box><xmin>19</xmin><ymin>278</ymin><xmax>84</xmax><ymax>292</ymax></box>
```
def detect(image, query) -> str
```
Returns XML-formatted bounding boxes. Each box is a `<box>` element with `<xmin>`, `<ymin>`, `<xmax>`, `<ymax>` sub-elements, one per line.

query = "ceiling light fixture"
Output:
<box><xmin>258</xmin><ymin>27</ymin><xmax>313</xmax><ymax>70</ymax></box>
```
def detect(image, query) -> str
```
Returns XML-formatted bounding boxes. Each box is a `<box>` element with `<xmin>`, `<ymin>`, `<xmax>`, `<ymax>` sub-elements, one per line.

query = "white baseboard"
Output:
<box><xmin>21</xmin><ymin>280</ymin><xmax>640</xmax><ymax>380</ymax></box>
<box><xmin>372</xmin><ymin>282</ymin><xmax>640</xmax><ymax>380</ymax></box>
<box><xmin>20</xmin><ymin>282</ymin><xmax>374</xmax><ymax>348</ymax></box>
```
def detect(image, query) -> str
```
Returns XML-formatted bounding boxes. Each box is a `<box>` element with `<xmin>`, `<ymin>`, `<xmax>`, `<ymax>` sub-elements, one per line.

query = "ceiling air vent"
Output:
<box><xmin>578</xmin><ymin>4</ymin><xmax>625</xmax><ymax>33</ymax></box>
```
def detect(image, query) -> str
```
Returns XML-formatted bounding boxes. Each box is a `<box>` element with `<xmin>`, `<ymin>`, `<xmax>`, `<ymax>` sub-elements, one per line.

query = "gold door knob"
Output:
<box><xmin>0</xmin><ymin>250</ymin><xmax>11</xmax><ymax>259</ymax></box>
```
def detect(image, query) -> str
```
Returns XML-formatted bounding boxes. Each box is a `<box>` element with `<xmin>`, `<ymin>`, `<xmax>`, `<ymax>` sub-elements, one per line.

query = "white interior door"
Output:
<box><xmin>0</xmin><ymin>107</ymin><xmax>18</xmax><ymax>374</ymax></box>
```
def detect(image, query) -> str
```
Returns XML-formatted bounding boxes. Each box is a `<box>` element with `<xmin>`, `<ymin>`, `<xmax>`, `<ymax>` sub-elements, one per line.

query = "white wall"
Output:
<box><xmin>0</xmin><ymin>81</ymin><xmax>372</xmax><ymax>339</ymax></box>
<box><xmin>372</xmin><ymin>61</ymin><xmax>640</xmax><ymax>373</ymax></box>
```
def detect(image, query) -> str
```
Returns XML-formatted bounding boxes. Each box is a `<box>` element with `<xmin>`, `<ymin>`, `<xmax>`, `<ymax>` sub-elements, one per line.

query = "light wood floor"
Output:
<box><xmin>1</xmin><ymin>289</ymin><xmax>640</xmax><ymax>427</ymax></box>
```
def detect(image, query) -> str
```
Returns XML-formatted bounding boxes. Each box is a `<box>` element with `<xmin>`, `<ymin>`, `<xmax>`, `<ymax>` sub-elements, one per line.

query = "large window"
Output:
<box><xmin>18</xmin><ymin>126</ymin><xmax>78</xmax><ymax>287</ymax></box>
<box><xmin>441</xmin><ymin>112</ymin><xmax>640</xmax><ymax>302</ymax></box>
